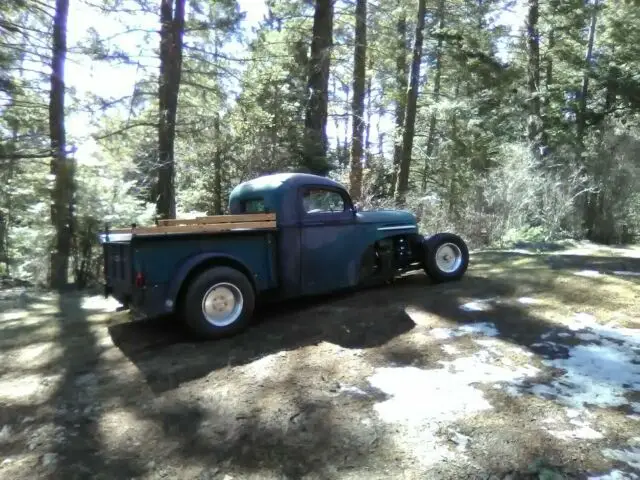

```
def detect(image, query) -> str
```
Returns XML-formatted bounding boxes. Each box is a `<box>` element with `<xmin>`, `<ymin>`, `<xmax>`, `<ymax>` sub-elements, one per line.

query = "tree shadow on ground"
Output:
<box><xmin>0</xmin><ymin>292</ymin><xmax>411</xmax><ymax>479</ymax></box>
<box><xmin>42</xmin><ymin>293</ymin><xmax>145</xmax><ymax>479</ymax></box>
<box><xmin>108</xmin><ymin>288</ymin><xmax>417</xmax><ymax>394</ymax></box>
<box><xmin>124</xmin><ymin>386</ymin><xmax>402</xmax><ymax>479</ymax></box>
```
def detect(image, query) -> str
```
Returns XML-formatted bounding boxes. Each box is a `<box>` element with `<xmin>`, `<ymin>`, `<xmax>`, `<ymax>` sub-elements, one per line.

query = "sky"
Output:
<box><xmin>65</xmin><ymin>0</ymin><xmax>269</xmax><ymax>164</ymax></box>
<box><xmin>64</xmin><ymin>0</ymin><xmax>526</xmax><ymax>166</ymax></box>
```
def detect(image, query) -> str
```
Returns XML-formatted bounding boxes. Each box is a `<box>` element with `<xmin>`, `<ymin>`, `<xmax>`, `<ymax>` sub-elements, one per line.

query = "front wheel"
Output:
<box><xmin>182</xmin><ymin>266</ymin><xmax>255</xmax><ymax>340</ymax></box>
<box><xmin>422</xmin><ymin>233</ymin><xmax>469</xmax><ymax>282</ymax></box>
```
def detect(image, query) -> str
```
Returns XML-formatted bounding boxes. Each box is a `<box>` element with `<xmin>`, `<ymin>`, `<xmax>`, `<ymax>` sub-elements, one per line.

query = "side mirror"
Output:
<box><xmin>353</xmin><ymin>202</ymin><xmax>361</xmax><ymax>213</ymax></box>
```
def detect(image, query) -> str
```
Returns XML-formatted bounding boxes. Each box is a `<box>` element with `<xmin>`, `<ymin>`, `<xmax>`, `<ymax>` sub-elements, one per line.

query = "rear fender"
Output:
<box><xmin>165</xmin><ymin>253</ymin><xmax>256</xmax><ymax>314</ymax></box>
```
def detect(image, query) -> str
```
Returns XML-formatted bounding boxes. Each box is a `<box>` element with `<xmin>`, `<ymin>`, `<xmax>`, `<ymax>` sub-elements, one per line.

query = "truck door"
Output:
<box><xmin>298</xmin><ymin>185</ymin><xmax>359</xmax><ymax>295</ymax></box>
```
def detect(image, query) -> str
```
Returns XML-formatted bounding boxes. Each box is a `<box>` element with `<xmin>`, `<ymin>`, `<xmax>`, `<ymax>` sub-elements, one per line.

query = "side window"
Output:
<box><xmin>302</xmin><ymin>188</ymin><xmax>346</xmax><ymax>214</ymax></box>
<box><xmin>242</xmin><ymin>198</ymin><xmax>267</xmax><ymax>213</ymax></box>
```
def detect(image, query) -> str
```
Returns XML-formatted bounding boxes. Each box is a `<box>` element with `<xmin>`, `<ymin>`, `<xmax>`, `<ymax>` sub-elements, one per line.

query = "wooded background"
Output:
<box><xmin>1</xmin><ymin>0</ymin><xmax>639</xmax><ymax>290</ymax></box>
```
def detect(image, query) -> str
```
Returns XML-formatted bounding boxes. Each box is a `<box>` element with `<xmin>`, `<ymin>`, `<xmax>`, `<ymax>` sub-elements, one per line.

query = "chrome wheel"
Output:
<box><xmin>435</xmin><ymin>242</ymin><xmax>463</xmax><ymax>274</ymax></box>
<box><xmin>201</xmin><ymin>282</ymin><xmax>244</xmax><ymax>327</ymax></box>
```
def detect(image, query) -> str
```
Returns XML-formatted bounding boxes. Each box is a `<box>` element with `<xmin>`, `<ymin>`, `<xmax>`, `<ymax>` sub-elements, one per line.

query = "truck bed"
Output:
<box><xmin>99</xmin><ymin>213</ymin><xmax>279</xmax><ymax>317</ymax></box>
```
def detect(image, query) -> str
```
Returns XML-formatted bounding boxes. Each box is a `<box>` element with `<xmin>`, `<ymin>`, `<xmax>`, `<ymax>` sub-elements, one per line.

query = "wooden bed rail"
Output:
<box><xmin>108</xmin><ymin>213</ymin><xmax>277</xmax><ymax>236</ymax></box>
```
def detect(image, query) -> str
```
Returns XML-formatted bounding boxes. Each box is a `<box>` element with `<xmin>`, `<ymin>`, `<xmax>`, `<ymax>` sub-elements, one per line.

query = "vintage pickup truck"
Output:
<box><xmin>99</xmin><ymin>173</ymin><xmax>469</xmax><ymax>339</ymax></box>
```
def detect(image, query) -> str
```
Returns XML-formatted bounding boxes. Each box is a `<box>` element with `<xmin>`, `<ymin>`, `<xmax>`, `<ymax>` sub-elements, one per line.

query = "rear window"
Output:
<box><xmin>242</xmin><ymin>198</ymin><xmax>267</xmax><ymax>213</ymax></box>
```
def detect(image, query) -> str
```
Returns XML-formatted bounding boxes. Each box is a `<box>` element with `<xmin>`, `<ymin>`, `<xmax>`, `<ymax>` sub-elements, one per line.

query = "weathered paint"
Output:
<box><xmin>103</xmin><ymin>173</ymin><xmax>421</xmax><ymax>315</ymax></box>
<box><xmin>228</xmin><ymin>173</ymin><xmax>419</xmax><ymax>299</ymax></box>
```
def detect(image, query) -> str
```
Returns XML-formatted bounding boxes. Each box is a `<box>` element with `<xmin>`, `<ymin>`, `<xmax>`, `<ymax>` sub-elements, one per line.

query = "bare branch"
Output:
<box><xmin>92</xmin><ymin>122</ymin><xmax>157</xmax><ymax>141</ymax></box>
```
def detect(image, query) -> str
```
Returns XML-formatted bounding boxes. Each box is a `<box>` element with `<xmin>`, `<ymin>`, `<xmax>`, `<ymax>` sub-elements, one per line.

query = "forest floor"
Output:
<box><xmin>0</xmin><ymin>241</ymin><xmax>639</xmax><ymax>480</ymax></box>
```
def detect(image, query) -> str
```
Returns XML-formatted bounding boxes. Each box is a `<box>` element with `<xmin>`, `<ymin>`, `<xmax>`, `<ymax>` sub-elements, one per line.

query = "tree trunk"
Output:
<box><xmin>303</xmin><ymin>0</ymin><xmax>334</xmax><ymax>176</ymax></box>
<box><xmin>349</xmin><ymin>0</ymin><xmax>367</xmax><ymax>201</ymax></box>
<box><xmin>342</xmin><ymin>84</ymin><xmax>350</xmax><ymax>167</ymax></box>
<box><xmin>1</xmin><ymin>125</ymin><xmax>19</xmax><ymax>275</ymax></box>
<box><xmin>526</xmin><ymin>0</ymin><xmax>542</xmax><ymax>152</ymax></box>
<box><xmin>421</xmin><ymin>0</ymin><xmax>445</xmax><ymax>193</ymax></box>
<box><xmin>541</xmin><ymin>26</ymin><xmax>554</xmax><ymax>149</ymax></box>
<box><xmin>394</xmin><ymin>0</ymin><xmax>427</xmax><ymax>204</ymax></box>
<box><xmin>49</xmin><ymin>0</ymin><xmax>73</xmax><ymax>290</ymax></box>
<box><xmin>578</xmin><ymin>0</ymin><xmax>600</xmax><ymax>239</ymax></box>
<box><xmin>156</xmin><ymin>0</ymin><xmax>186</xmax><ymax>219</ymax></box>
<box><xmin>389</xmin><ymin>6</ymin><xmax>408</xmax><ymax>198</ymax></box>
<box><xmin>364</xmin><ymin>56</ymin><xmax>373</xmax><ymax>168</ymax></box>
<box><xmin>213</xmin><ymin>113</ymin><xmax>223</xmax><ymax>215</ymax></box>
<box><xmin>377</xmin><ymin>102</ymin><xmax>385</xmax><ymax>158</ymax></box>
<box><xmin>576</xmin><ymin>0</ymin><xmax>599</xmax><ymax>145</ymax></box>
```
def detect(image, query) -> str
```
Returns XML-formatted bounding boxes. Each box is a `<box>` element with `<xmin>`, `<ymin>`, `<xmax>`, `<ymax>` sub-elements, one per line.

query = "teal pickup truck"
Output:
<box><xmin>99</xmin><ymin>173</ymin><xmax>469</xmax><ymax>339</ymax></box>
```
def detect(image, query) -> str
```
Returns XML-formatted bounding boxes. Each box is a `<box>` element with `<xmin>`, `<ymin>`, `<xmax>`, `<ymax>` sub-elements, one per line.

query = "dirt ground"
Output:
<box><xmin>1</xmin><ymin>241</ymin><xmax>639</xmax><ymax>480</ymax></box>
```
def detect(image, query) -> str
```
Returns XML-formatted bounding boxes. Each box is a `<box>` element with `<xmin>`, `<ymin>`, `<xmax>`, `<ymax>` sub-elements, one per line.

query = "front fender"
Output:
<box><xmin>165</xmin><ymin>252</ymin><xmax>256</xmax><ymax>313</ymax></box>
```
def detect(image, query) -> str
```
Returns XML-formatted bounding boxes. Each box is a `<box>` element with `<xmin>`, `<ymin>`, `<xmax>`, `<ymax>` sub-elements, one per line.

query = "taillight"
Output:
<box><xmin>135</xmin><ymin>272</ymin><xmax>145</xmax><ymax>288</ymax></box>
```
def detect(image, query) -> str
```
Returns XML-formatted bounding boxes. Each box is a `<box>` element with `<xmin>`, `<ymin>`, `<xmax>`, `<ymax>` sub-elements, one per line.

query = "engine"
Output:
<box><xmin>393</xmin><ymin>236</ymin><xmax>413</xmax><ymax>269</ymax></box>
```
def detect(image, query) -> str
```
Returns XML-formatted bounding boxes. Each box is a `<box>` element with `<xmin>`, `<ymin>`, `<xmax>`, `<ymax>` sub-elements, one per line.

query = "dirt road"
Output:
<box><xmin>1</xmin><ymin>242</ymin><xmax>639</xmax><ymax>479</ymax></box>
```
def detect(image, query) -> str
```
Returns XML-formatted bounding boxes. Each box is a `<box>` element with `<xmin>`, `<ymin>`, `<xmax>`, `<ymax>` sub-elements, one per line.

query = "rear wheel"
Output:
<box><xmin>182</xmin><ymin>266</ymin><xmax>255</xmax><ymax>339</ymax></box>
<box><xmin>423</xmin><ymin>233</ymin><xmax>469</xmax><ymax>282</ymax></box>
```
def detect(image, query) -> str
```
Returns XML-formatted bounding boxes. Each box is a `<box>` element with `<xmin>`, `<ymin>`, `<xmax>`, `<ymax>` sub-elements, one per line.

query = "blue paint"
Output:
<box><xmin>102</xmin><ymin>173</ymin><xmax>423</xmax><ymax>315</ymax></box>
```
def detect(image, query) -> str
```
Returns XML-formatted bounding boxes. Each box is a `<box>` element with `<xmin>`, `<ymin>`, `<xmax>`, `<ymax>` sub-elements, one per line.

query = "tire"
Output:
<box><xmin>423</xmin><ymin>233</ymin><xmax>469</xmax><ymax>283</ymax></box>
<box><xmin>182</xmin><ymin>266</ymin><xmax>255</xmax><ymax>340</ymax></box>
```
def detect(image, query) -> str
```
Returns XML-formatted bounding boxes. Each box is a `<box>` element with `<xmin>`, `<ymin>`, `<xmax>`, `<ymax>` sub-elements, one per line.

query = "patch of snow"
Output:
<box><xmin>518</xmin><ymin>296</ymin><xmax>541</xmax><ymax>305</ymax></box>
<box><xmin>566</xmin><ymin>408</ymin><xmax>583</xmax><ymax>418</ymax></box>
<box><xmin>568</xmin><ymin>312</ymin><xmax>599</xmax><ymax>330</ymax></box>
<box><xmin>503</xmin><ymin>385</ymin><xmax>524</xmax><ymax>396</ymax></box>
<box><xmin>533</xmin><ymin>342</ymin><xmax>640</xmax><ymax>410</ymax></box>
<box><xmin>446</xmin><ymin>429</ymin><xmax>471</xmax><ymax>451</ymax></box>
<box><xmin>602</xmin><ymin>447</ymin><xmax>640</xmax><ymax>470</ymax></box>
<box><xmin>442</xmin><ymin>344</ymin><xmax>459</xmax><ymax>355</ymax></box>
<box><xmin>547</xmin><ymin>422</ymin><xmax>603</xmax><ymax>440</ymax></box>
<box><xmin>613</xmin><ymin>271</ymin><xmax>640</xmax><ymax>277</ymax></box>
<box><xmin>473</xmin><ymin>337</ymin><xmax>534</xmax><ymax>358</ymax></box>
<box><xmin>576</xmin><ymin>332</ymin><xmax>601</xmax><ymax>342</ymax></box>
<box><xmin>430</xmin><ymin>328</ymin><xmax>456</xmax><ymax>340</ymax></box>
<box><xmin>339</xmin><ymin>386</ymin><xmax>368</xmax><ymax>397</ymax></box>
<box><xmin>519</xmin><ymin>316</ymin><xmax>640</xmax><ymax>417</ymax></box>
<box><xmin>81</xmin><ymin>295</ymin><xmax>122</xmax><ymax>312</ymax></box>
<box><xmin>459</xmin><ymin>300</ymin><xmax>492</xmax><ymax>312</ymax></box>
<box><xmin>574</xmin><ymin>270</ymin><xmax>602</xmax><ymax>277</ymax></box>
<box><xmin>368</xmin><ymin>335</ymin><xmax>539</xmax><ymax>465</ymax></box>
<box><xmin>430</xmin><ymin>322</ymin><xmax>500</xmax><ymax>340</ymax></box>
<box><xmin>588</xmin><ymin>470</ymin><xmax>639</xmax><ymax>480</ymax></box>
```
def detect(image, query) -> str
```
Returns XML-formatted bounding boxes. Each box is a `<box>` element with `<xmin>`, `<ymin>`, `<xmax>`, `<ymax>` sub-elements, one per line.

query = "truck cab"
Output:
<box><xmin>100</xmin><ymin>173</ymin><xmax>469</xmax><ymax>339</ymax></box>
<box><xmin>228</xmin><ymin>173</ymin><xmax>420</xmax><ymax>298</ymax></box>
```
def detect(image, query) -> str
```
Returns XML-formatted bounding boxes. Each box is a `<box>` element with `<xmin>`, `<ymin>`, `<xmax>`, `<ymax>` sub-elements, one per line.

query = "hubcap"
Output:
<box><xmin>435</xmin><ymin>242</ymin><xmax>463</xmax><ymax>274</ymax></box>
<box><xmin>201</xmin><ymin>282</ymin><xmax>243</xmax><ymax>327</ymax></box>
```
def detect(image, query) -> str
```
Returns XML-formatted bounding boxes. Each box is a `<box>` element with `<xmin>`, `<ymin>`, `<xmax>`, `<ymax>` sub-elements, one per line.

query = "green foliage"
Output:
<box><xmin>3</xmin><ymin>0</ymin><xmax>640</xmax><ymax>286</ymax></box>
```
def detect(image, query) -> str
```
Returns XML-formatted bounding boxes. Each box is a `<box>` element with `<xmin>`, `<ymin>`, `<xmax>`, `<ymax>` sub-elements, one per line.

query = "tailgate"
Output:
<box><xmin>99</xmin><ymin>231</ymin><xmax>134</xmax><ymax>304</ymax></box>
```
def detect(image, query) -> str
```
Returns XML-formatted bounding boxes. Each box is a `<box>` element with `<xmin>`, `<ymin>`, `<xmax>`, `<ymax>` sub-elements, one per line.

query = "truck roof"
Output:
<box><xmin>228</xmin><ymin>172</ymin><xmax>349</xmax><ymax>222</ymax></box>
<box><xmin>229</xmin><ymin>173</ymin><xmax>345</xmax><ymax>199</ymax></box>
<box><xmin>228</xmin><ymin>173</ymin><xmax>348</xmax><ymax>216</ymax></box>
